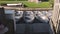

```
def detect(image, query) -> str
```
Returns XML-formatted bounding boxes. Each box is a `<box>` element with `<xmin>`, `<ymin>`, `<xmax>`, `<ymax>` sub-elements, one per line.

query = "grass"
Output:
<box><xmin>0</xmin><ymin>1</ymin><xmax>52</xmax><ymax>8</ymax></box>
<box><xmin>24</xmin><ymin>2</ymin><xmax>52</xmax><ymax>8</ymax></box>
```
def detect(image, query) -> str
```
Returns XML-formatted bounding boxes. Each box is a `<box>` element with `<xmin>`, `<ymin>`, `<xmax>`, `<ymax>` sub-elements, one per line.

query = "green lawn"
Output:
<box><xmin>0</xmin><ymin>1</ymin><xmax>52</xmax><ymax>8</ymax></box>
<box><xmin>24</xmin><ymin>2</ymin><xmax>52</xmax><ymax>8</ymax></box>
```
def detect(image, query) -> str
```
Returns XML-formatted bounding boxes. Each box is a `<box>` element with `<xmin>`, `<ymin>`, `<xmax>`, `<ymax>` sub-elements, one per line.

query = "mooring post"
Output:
<box><xmin>0</xmin><ymin>7</ymin><xmax>7</xmax><ymax>26</ymax></box>
<box><xmin>0</xmin><ymin>7</ymin><xmax>15</xmax><ymax>34</ymax></box>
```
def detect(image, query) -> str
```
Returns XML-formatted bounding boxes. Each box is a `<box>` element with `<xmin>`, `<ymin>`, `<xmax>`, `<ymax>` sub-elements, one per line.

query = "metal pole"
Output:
<box><xmin>13</xmin><ymin>10</ymin><xmax>16</xmax><ymax>32</ymax></box>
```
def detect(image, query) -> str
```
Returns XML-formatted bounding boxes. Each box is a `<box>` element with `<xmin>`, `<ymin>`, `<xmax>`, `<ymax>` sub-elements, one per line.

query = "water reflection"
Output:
<box><xmin>5</xmin><ymin>10</ymin><xmax>15</xmax><ymax>20</ymax></box>
<box><xmin>35</xmin><ymin>11</ymin><xmax>49</xmax><ymax>23</ymax></box>
<box><xmin>15</xmin><ymin>11</ymin><xmax>23</xmax><ymax>21</ymax></box>
<box><xmin>41</xmin><ymin>11</ymin><xmax>48</xmax><ymax>15</ymax></box>
<box><xmin>5</xmin><ymin>10</ymin><xmax>52</xmax><ymax>24</ymax></box>
<box><xmin>23</xmin><ymin>11</ymin><xmax>35</xmax><ymax>23</ymax></box>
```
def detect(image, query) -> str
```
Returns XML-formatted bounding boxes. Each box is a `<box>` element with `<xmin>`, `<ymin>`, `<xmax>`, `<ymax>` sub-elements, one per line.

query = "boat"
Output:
<box><xmin>7</xmin><ymin>3</ymin><xmax>23</xmax><ymax>7</ymax></box>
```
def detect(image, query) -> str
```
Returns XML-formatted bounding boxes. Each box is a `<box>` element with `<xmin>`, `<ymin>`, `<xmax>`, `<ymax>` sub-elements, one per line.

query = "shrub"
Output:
<box><xmin>49</xmin><ymin>0</ymin><xmax>54</xmax><ymax>7</ymax></box>
<box><xmin>1</xmin><ymin>3</ymin><xmax>7</xmax><ymax>6</ymax></box>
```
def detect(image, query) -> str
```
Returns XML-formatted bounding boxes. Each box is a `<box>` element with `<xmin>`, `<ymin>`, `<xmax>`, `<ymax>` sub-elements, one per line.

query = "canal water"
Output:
<box><xmin>5</xmin><ymin>10</ymin><xmax>52</xmax><ymax>34</ymax></box>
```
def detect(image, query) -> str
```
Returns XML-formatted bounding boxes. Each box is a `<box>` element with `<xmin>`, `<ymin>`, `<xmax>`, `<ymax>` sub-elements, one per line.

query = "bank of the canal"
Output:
<box><xmin>0</xmin><ymin>1</ymin><xmax>52</xmax><ymax>8</ymax></box>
